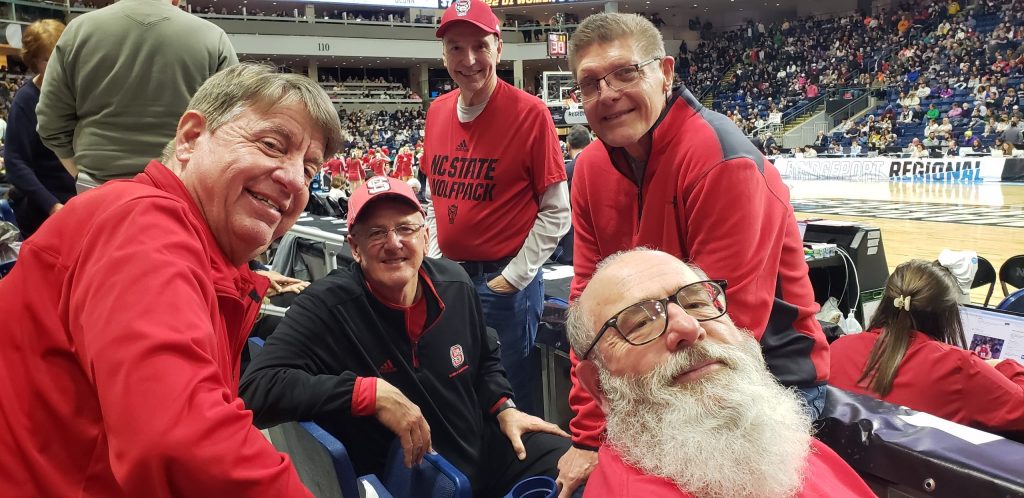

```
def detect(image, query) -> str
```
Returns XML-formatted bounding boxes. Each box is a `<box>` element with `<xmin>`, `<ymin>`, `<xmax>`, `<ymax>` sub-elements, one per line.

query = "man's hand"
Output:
<box><xmin>497</xmin><ymin>408</ymin><xmax>569</xmax><ymax>461</ymax></box>
<box><xmin>375</xmin><ymin>380</ymin><xmax>432</xmax><ymax>468</ymax></box>
<box><xmin>49</xmin><ymin>203</ymin><xmax>64</xmax><ymax>216</ymax></box>
<box><xmin>486</xmin><ymin>274</ymin><xmax>518</xmax><ymax>295</ymax></box>
<box><xmin>255</xmin><ymin>270</ymin><xmax>310</xmax><ymax>297</ymax></box>
<box><xmin>555</xmin><ymin>446</ymin><xmax>598</xmax><ymax>498</ymax></box>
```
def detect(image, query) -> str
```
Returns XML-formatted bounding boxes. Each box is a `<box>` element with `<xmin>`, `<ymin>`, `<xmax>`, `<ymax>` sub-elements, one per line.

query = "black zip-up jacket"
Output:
<box><xmin>240</xmin><ymin>258</ymin><xmax>512</xmax><ymax>478</ymax></box>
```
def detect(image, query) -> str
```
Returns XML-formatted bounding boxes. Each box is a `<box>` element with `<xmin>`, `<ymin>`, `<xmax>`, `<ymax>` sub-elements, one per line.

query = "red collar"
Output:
<box><xmin>133</xmin><ymin>160</ymin><xmax>265</xmax><ymax>298</ymax></box>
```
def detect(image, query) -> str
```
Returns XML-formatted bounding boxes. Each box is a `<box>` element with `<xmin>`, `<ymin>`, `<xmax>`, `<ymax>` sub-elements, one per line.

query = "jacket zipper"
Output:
<box><xmin>636</xmin><ymin>186</ymin><xmax>643</xmax><ymax>224</ymax></box>
<box><xmin>411</xmin><ymin>339</ymin><xmax>420</xmax><ymax>369</ymax></box>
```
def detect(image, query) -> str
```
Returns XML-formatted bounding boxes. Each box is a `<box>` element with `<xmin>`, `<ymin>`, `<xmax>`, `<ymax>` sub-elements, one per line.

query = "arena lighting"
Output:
<box><xmin>482</xmin><ymin>0</ymin><xmax>591</xmax><ymax>6</ymax></box>
<box><xmin>301</xmin><ymin>0</ymin><xmax>439</xmax><ymax>7</ymax></box>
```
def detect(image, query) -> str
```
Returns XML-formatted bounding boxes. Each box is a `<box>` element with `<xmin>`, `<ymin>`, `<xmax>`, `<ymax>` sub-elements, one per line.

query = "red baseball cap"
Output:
<box><xmin>347</xmin><ymin>176</ymin><xmax>425</xmax><ymax>227</ymax></box>
<box><xmin>436</xmin><ymin>0</ymin><xmax>501</xmax><ymax>38</ymax></box>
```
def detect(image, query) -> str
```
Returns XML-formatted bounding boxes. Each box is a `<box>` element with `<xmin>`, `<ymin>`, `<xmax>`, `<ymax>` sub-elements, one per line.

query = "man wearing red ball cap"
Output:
<box><xmin>241</xmin><ymin>177</ymin><xmax>570</xmax><ymax>497</ymax></box>
<box><xmin>424</xmin><ymin>0</ymin><xmax>571</xmax><ymax>421</ymax></box>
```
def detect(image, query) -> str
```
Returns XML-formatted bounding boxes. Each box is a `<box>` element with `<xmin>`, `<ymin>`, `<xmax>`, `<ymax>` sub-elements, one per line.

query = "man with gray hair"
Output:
<box><xmin>0</xmin><ymin>63</ymin><xmax>341</xmax><ymax>497</ymax></box>
<box><xmin>566</xmin><ymin>249</ymin><xmax>872</xmax><ymax>498</ymax></box>
<box><xmin>38</xmin><ymin>0</ymin><xmax>237</xmax><ymax>188</ymax></box>
<box><xmin>557</xmin><ymin>13</ymin><xmax>830</xmax><ymax>495</ymax></box>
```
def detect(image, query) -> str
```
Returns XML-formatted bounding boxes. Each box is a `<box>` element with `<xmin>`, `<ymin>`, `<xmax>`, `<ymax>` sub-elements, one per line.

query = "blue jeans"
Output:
<box><xmin>473</xmin><ymin>271</ymin><xmax>544</xmax><ymax>416</ymax></box>
<box><xmin>798</xmin><ymin>384</ymin><xmax>828</xmax><ymax>421</ymax></box>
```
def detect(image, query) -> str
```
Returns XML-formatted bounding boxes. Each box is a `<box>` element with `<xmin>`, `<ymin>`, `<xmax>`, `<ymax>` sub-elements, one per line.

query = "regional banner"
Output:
<box><xmin>772</xmin><ymin>157</ymin><xmax>1008</xmax><ymax>183</ymax></box>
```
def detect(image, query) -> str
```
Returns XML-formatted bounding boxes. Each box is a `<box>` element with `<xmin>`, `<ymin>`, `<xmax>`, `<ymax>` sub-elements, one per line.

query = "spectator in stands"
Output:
<box><xmin>0</xmin><ymin>63</ymin><xmax>343</xmax><ymax>497</ymax></box>
<box><xmin>948</xmin><ymin>103</ymin><xmax>964</xmax><ymax>119</ymax></box>
<box><xmin>37</xmin><ymin>0</ymin><xmax>237</xmax><ymax>189</ymax></box>
<box><xmin>240</xmin><ymin>177</ymin><xmax>570</xmax><ymax>497</ymax></box>
<box><xmin>937</xmin><ymin>117</ymin><xmax>954</xmax><ymax>135</ymax></box>
<box><xmin>813</xmin><ymin>130</ymin><xmax>830</xmax><ymax>149</ymax></box>
<box><xmin>849</xmin><ymin>141</ymin><xmax>863</xmax><ymax>156</ymax></box>
<box><xmin>898</xmin><ymin>106</ymin><xmax>916</xmax><ymax>123</ymax></box>
<box><xmin>916</xmin><ymin>82</ymin><xmax>932</xmax><ymax>99</ymax></box>
<box><xmin>1002</xmin><ymin>117</ymin><xmax>1023</xmax><ymax>145</ymax></box>
<box><xmin>565</xmin><ymin>249</ymin><xmax>874</xmax><ymax>498</ymax></box>
<box><xmin>925</xmin><ymin>104</ymin><xmax>941</xmax><ymax>122</ymax></box>
<box><xmin>923</xmin><ymin>132</ymin><xmax>941</xmax><ymax>147</ymax></box>
<box><xmin>945</xmin><ymin>138</ymin><xmax>961</xmax><ymax>157</ymax></box>
<box><xmin>327</xmin><ymin>175</ymin><xmax>348</xmax><ymax>203</ymax></box>
<box><xmin>900</xmin><ymin>90</ymin><xmax>920</xmax><ymax>108</ymax></box>
<box><xmin>830</xmin><ymin>259</ymin><xmax>1024</xmax><ymax>433</ymax></box>
<box><xmin>998</xmin><ymin>140</ymin><xmax>1021</xmax><ymax>157</ymax></box>
<box><xmin>3</xmin><ymin>20</ymin><xmax>75</xmax><ymax>239</ymax></box>
<box><xmin>423</xmin><ymin>0</ymin><xmax>571</xmax><ymax>419</ymax></box>
<box><xmin>564</xmin><ymin>13</ymin><xmax>831</xmax><ymax>497</ymax></box>
<box><xmin>905</xmin><ymin>137</ymin><xmax>922</xmax><ymax>153</ymax></box>
<box><xmin>971</xmin><ymin>137</ymin><xmax>990</xmax><ymax>153</ymax></box>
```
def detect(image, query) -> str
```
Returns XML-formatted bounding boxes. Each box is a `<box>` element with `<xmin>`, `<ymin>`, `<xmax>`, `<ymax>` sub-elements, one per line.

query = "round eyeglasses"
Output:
<box><xmin>579</xmin><ymin>279</ymin><xmax>728</xmax><ymax>360</ymax></box>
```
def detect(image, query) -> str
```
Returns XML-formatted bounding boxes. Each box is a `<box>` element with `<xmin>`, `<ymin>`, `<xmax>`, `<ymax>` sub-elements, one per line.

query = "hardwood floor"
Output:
<box><xmin>788</xmin><ymin>180</ymin><xmax>1024</xmax><ymax>305</ymax></box>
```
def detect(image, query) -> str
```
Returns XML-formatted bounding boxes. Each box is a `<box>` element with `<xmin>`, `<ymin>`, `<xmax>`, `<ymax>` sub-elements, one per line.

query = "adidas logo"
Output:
<box><xmin>378</xmin><ymin>359</ymin><xmax>397</xmax><ymax>374</ymax></box>
<box><xmin>456</xmin><ymin>140</ymin><xmax>469</xmax><ymax>152</ymax></box>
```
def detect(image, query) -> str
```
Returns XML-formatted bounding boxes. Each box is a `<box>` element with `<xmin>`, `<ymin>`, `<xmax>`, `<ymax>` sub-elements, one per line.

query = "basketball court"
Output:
<box><xmin>789</xmin><ymin>179</ymin><xmax>1024</xmax><ymax>306</ymax></box>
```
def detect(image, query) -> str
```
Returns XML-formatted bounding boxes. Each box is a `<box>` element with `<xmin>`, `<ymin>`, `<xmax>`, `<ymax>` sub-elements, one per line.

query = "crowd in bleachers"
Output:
<box><xmin>684</xmin><ymin>1</ymin><xmax>950</xmax><ymax>139</ymax></box>
<box><xmin>338</xmin><ymin>108</ymin><xmax>425</xmax><ymax>154</ymax></box>
<box><xmin>825</xmin><ymin>0</ymin><xmax>1024</xmax><ymax>156</ymax></box>
<box><xmin>318</xmin><ymin>76</ymin><xmax>421</xmax><ymax>101</ymax></box>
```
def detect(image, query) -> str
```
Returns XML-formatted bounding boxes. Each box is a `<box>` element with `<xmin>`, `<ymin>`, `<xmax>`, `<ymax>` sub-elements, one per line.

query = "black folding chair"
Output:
<box><xmin>999</xmin><ymin>255</ymin><xmax>1024</xmax><ymax>298</ymax></box>
<box><xmin>972</xmin><ymin>256</ymin><xmax>996</xmax><ymax>307</ymax></box>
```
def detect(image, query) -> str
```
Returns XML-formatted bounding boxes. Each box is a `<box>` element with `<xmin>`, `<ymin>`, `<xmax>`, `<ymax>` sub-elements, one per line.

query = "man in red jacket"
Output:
<box><xmin>558</xmin><ymin>13</ymin><xmax>830</xmax><ymax>495</ymax></box>
<box><xmin>565</xmin><ymin>249</ymin><xmax>872</xmax><ymax>498</ymax></box>
<box><xmin>0</xmin><ymin>63</ymin><xmax>343</xmax><ymax>497</ymax></box>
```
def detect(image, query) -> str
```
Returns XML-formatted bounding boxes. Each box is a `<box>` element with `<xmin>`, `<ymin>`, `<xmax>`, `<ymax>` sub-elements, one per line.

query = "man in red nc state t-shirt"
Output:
<box><xmin>423</xmin><ymin>0</ymin><xmax>570</xmax><ymax>417</ymax></box>
<box><xmin>566</xmin><ymin>250</ymin><xmax>873</xmax><ymax>498</ymax></box>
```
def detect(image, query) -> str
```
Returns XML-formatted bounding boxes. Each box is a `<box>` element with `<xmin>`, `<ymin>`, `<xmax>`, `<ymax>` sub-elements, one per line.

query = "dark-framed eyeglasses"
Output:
<box><xmin>361</xmin><ymin>223</ymin><xmax>425</xmax><ymax>245</ymax></box>
<box><xmin>573</xmin><ymin>57</ymin><xmax>663</xmax><ymax>104</ymax></box>
<box><xmin>579</xmin><ymin>279</ymin><xmax>728</xmax><ymax>360</ymax></box>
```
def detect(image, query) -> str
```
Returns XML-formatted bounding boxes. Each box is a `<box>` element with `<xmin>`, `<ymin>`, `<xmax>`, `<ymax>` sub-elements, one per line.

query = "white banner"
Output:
<box><xmin>772</xmin><ymin>157</ymin><xmax>1007</xmax><ymax>183</ymax></box>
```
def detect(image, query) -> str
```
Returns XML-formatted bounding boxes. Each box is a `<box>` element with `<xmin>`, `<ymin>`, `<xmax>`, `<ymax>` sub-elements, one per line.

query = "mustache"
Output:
<box><xmin>644</xmin><ymin>338</ymin><xmax>752</xmax><ymax>387</ymax></box>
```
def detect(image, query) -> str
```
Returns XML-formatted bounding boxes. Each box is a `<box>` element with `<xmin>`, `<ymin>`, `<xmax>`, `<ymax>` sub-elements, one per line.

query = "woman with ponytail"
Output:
<box><xmin>830</xmin><ymin>259</ymin><xmax>1024</xmax><ymax>432</ymax></box>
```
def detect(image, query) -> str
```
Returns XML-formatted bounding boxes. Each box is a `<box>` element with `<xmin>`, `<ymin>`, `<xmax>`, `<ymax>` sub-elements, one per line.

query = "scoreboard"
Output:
<box><xmin>547</xmin><ymin>32</ymin><xmax>568</xmax><ymax>58</ymax></box>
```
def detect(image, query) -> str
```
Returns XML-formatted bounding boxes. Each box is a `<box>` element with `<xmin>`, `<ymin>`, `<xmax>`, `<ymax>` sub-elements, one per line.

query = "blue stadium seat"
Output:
<box><xmin>381</xmin><ymin>439</ymin><xmax>471</xmax><ymax>498</ymax></box>
<box><xmin>996</xmin><ymin>289</ymin><xmax>1024</xmax><ymax>314</ymax></box>
<box><xmin>249</xmin><ymin>337</ymin><xmax>391</xmax><ymax>498</ymax></box>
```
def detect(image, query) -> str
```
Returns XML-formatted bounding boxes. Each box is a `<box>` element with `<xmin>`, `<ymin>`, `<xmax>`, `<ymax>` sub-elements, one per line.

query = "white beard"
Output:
<box><xmin>599</xmin><ymin>333</ymin><xmax>814</xmax><ymax>498</ymax></box>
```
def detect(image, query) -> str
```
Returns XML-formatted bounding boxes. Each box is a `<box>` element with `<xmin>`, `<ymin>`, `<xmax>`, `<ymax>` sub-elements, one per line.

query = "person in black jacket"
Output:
<box><xmin>4</xmin><ymin>20</ymin><xmax>75</xmax><ymax>238</ymax></box>
<box><xmin>240</xmin><ymin>177</ymin><xmax>569</xmax><ymax>497</ymax></box>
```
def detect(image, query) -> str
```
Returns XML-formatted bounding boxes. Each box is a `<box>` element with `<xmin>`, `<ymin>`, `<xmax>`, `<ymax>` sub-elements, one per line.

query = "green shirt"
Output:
<box><xmin>38</xmin><ymin>0</ymin><xmax>237</xmax><ymax>181</ymax></box>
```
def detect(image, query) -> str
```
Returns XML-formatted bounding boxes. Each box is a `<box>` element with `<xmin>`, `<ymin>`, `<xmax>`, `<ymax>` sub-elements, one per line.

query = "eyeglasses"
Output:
<box><xmin>361</xmin><ymin>223</ymin><xmax>425</xmax><ymax>245</ymax></box>
<box><xmin>579</xmin><ymin>279</ymin><xmax>728</xmax><ymax>360</ymax></box>
<box><xmin>573</xmin><ymin>57</ymin><xmax>662</xmax><ymax>104</ymax></box>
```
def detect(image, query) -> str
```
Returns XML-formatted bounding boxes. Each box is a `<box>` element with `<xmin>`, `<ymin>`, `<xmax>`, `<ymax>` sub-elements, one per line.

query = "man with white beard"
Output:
<box><xmin>565</xmin><ymin>249</ymin><xmax>874</xmax><ymax>498</ymax></box>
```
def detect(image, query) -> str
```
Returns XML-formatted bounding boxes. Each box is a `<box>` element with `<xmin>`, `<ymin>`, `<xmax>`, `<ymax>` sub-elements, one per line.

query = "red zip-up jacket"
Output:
<box><xmin>568</xmin><ymin>88</ymin><xmax>830</xmax><ymax>449</ymax></box>
<box><xmin>0</xmin><ymin>161</ymin><xmax>310</xmax><ymax>497</ymax></box>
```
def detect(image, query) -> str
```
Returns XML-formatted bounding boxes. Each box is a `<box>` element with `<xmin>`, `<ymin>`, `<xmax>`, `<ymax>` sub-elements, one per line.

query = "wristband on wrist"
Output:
<box><xmin>494</xmin><ymin>398</ymin><xmax>516</xmax><ymax>416</ymax></box>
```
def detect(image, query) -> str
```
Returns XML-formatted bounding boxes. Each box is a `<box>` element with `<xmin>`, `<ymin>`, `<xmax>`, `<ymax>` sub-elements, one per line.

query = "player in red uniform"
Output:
<box><xmin>370</xmin><ymin>151</ymin><xmax>389</xmax><ymax>177</ymax></box>
<box><xmin>323</xmin><ymin>153</ymin><xmax>344</xmax><ymax>178</ymax></box>
<box><xmin>345</xmin><ymin>149</ymin><xmax>365</xmax><ymax>189</ymax></box>
<box><xmin>424</xmin><ymin>0</ymin><xmax>570</xmax><ymax>419</ymax></box>
<box><xmin>392</xmin><ymin>146</ymin><xmax>414</xmax><ymax>181</ymax></box>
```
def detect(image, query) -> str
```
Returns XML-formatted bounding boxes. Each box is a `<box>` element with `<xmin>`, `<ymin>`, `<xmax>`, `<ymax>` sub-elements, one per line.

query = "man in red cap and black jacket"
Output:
<box><xmin>240</xmin><ymin>177</ymin><xmax>570</xmax><ymax>498</ymax></box>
